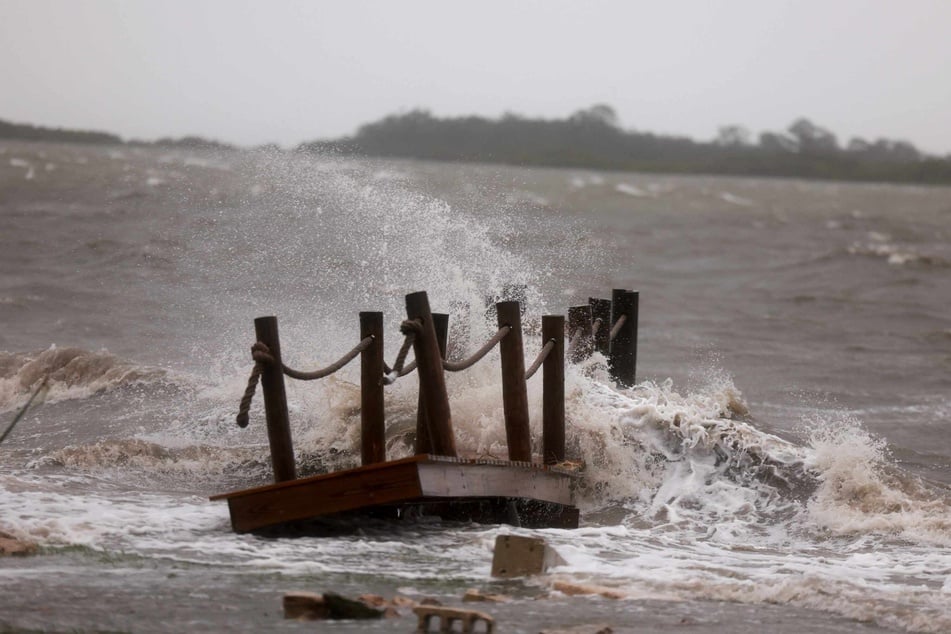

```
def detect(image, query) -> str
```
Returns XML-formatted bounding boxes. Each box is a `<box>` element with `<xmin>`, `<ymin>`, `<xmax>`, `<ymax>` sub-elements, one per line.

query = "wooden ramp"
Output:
<box><xmin>211</xmin><ymin>455</ymin><xmax>579</xmax><ymax>533</ymax></box>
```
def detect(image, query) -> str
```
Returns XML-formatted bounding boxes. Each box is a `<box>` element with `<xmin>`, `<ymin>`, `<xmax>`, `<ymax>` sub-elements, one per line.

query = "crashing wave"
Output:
<box><xmin>848</xmin><ymin>241</ymin><xmax>949</xmax><ymax>267</ymax></box>
<box><xmin>0</xmin><ymin>345</ymin><xmax>167</xmax><ymax>411</ymax></box>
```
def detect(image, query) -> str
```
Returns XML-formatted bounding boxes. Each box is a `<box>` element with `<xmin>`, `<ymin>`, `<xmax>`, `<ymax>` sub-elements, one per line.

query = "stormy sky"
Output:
<box><xmin>2</xmin><ymin>0</ymin><xmax>950</xmax><ymax>153</ymax></box>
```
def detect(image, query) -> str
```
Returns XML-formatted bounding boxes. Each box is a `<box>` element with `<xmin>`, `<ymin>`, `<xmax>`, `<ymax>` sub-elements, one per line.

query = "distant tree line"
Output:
<box><xmin>130</xmin><ymin>135</ymin><xmax>234</xmax><ymax>150</ymax></box>
<box><xmin>4</xmin><ymin>109</ymin><xmax>950</xmax><ymax>184</ymax></box>
<box><xmin>0</xmin><ymin>118</ymin><xmax>233</xmax><ymax>150</ymax></box>
<box><xmin>0</xmin><ymin>118</ymin><xmax>122</xmax><ymax>145</ymax></box>
<box><xmin>300</xmin><ymin>105</ymin><xmax>951</xmax><ymax>185</ymax></box>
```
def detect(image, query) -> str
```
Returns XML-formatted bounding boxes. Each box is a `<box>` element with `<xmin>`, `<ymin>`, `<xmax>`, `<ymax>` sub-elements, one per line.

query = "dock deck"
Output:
<box><xmin>211</xmin><ymin>454</ymin><xmax>580</xmax><ymax>533</ymax></box>
<box><xmin>214</xmin><ymin>289</ymin><xmax>639</xmax><ymax>534</ymax></box>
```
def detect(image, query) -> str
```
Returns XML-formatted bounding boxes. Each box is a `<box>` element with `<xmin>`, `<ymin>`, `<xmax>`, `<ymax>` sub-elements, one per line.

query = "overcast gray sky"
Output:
<box><xmin>2</xmin><ymin>0</ymin><xmax>950</xmax><ymax>153</ymax></box>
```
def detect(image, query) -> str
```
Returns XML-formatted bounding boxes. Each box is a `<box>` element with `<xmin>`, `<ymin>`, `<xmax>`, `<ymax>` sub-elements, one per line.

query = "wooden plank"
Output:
<box><xmin>213</xmin><ymin>455</ymin><xmax>579</xmax><ymax>533</ymax></box>
<box><xmin>210</xmin><ymin>454</ymin><xmax>428</xmax><ymax>501</ymax></box>
<box><xmin>417</xmin><ymin>462</ymin><xmax>573</xmax><ymax>506</ymax></box>
<box><xmin>224</xmin><ymin>460</ymin><xmax>424</xmax><ymax>532</ymax></box>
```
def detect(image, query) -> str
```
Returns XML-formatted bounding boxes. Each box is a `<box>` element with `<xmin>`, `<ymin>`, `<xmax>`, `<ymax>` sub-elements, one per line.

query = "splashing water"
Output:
<box><xmin>1</xmin><ymin>144</ymin><xmax>949</xmax><ymax>632</ymax></box>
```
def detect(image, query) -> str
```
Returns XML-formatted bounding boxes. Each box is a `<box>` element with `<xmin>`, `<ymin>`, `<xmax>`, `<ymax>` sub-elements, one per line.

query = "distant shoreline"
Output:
<box><xmin>0</xmin><ymin>118</ymin><xmax>236</xmax><ymax>152</ymax></box>
<box><xmin>301</xmin><ymin>108</ymin><xmax>951</xmax><ymax>186</ymax></box>
<box><xmin>4</xmin><ymin>108</ymin><xmax>951</xmax><ymax>185</ymax></box>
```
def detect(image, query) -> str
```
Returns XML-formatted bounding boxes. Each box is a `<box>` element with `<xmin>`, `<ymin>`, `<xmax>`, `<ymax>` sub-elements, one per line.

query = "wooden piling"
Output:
<box><xmin>497</xmin><ymin>300</ymin><xmax>532</xmax><ymax>462</ymax></box>
<box><xmin>406</xmin><ymin>292</ymin><xmax>457</xmax><ymax>458</ymax></box>
<box><xmin>542</xmin><ymin>315</ymin><xmax>565</xmax><ymax>465</ymax></box>
<box><xmin>589</xmin><ymin>298</ymin><xmax>611</xmax><ymax>356</ymax></box>
<box><xmin>609</xmin><ymin>289</ymin><xmax>639</xmax><ymax>388</ymax></box>
<box><xmin>416</xmin><ymin>312</ymin><xmax>449</xmax><ymax>455</ymax></box>
<box><xmin>360</xmin><ymin>312</ymin><xmax>385</xmax><ymax>465</ymax></box>
<box><xmin>567</xmin><ymin>305</ymin><xmax>593</xmax><ymax>363</ymax></box>
<box><xmin>254</xmin><ymin>316</ymin><xmax>297</xmax><ymax>482</ymax></box>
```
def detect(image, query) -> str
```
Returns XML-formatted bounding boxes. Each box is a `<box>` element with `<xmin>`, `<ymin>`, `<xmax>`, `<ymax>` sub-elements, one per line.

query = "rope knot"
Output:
<box><xmin>251</xmin><ymin>341</ymin><xmax>275</xmax><ymax>366</ymax></box>
<box><xmin>382</xmin><ymin>321</ymin><xmax>421</xmax><ymax>385</ymax></box>
<box><xmin>400</xmin><ymin>318</ymin><xmax>423</xmax><ymax>335</ymax></box>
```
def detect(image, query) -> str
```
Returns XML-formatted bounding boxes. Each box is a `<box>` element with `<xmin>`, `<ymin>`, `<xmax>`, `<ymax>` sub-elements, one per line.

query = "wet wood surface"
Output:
<box><xmin>212</xmin><ymin>455</ymin><xmax>578</xmax><ymax>533</ymax></box>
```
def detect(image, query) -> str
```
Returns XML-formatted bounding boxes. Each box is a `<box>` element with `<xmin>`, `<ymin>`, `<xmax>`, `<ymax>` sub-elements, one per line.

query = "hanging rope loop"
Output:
<box><xmin>443</xmin><ymin>325</ymin><xmax>510</xmax><ymax>372</ymax></box>
<box><xmin>281</xmin><ymin>336</ymin><xmax>373</xmax><ymax>381</ymax></box>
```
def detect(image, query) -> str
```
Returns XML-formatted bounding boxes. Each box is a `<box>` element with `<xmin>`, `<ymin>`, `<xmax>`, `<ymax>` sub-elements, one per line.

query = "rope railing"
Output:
<box><xmin>238</xmin><ymin>313</ymin><xmax>602</xmax><ymax>420</ymax></box>
<box><xmin>282</xmin><ymin>337</ymin><xmax>374</xmax><ymax>380</ymax></box>
<box><xmin>236</xmin><ymin>336</ymin><xmax>372</xmax><ymax>427</ymax></box>
<box><xmin>443</xmin><ymin>325</ymin><xmax>510</xmax><ymax>372</ymax></box>
<box><xmin>564</xmin><ymin>314</ymin><xmax>627</xmax><ymax>358</ymax></box>
<box><xmin>609</xmin><ymin>313</ymin><xmax>627</xmax><ymax>341</ymax></box>
<box><xmin>524</xmin><ymin>339</ymin><xmax>555</xmax><ymax>380</ymax></box>
<box><xmin>235</xmin><ymin>289</ymin><xmax>635</xmax><ymax>482</ymax></box>
<box><xmin>566</xmin><ymin>327</ymin><xmax>585</xmax><ymax>355</ymax></box>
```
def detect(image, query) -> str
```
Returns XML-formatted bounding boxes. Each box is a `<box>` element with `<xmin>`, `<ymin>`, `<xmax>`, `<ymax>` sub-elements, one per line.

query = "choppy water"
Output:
<box><xmin>1</xmin><ymin>140</ymin><xmax>950</xmax><ymax>633</ymax></box>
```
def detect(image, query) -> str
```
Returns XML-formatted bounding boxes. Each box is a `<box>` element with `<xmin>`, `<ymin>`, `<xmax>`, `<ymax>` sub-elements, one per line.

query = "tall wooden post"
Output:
<box><xmin>406</xmin><ymin>292</ymin><xmax>457</xmax><ymax>457</ymax></box>
<box><xmin>542</xmin><ymin>315</ymin><xmax>565</xmax><ymax>465</ymax></box>
<box><xmin>254</xmin><ymin>316</ymin><xmax>297</xmax><ymax>482</ymax></box>
<box><xmin>589</xmin><ymin>297</ymin><xmax>611</xmax><ymax>356</ymax></box>
<box><xmin>568</xmin><ymin>305</ymin><xmax>593</xmax><ymax>363</ymax></box>
<box><xmin>497</xmin><ymin>300</ymin><xmax>532</xmax><ymax>462</ymax></box>
<box><xmin>416</xmin><ymin>312</ymin><xmax>448</xmax><ymax>455</ymax></box>
<box><xmin>609</xmin><ymin>289</ymin><xmax>639</xmax><ymax>388</ymax></box>
<box><xmin>360</xmin><ymin>312</ymin><xmax>385</xmax><ymax>465</ymax></box>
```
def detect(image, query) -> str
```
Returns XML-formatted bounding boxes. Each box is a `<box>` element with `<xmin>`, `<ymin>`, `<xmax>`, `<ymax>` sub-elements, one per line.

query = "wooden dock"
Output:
<box><xmin>213</xmin><ymin>288</ymin><xmax>638</xmax><ymax>534</ymax></box>
<box><xmin>212</xmin><ymin>455</ymin><xmax>579</xmax><ymax>533</ymax></box>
